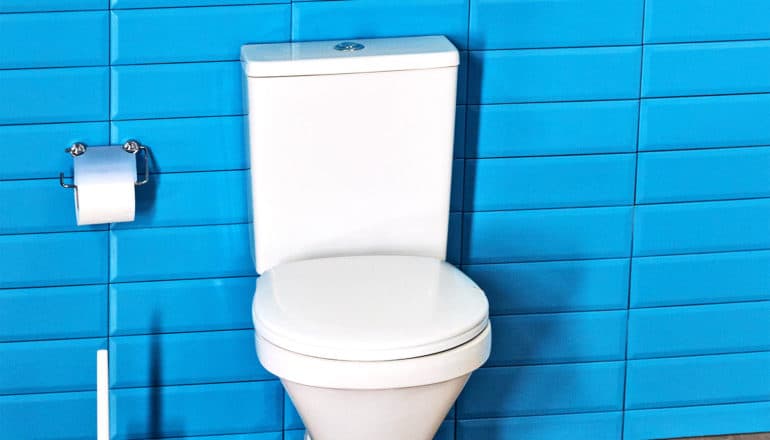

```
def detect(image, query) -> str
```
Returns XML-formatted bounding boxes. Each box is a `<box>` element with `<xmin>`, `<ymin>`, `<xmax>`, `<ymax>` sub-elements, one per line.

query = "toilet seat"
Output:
<box><xmin>252</xmin><ymin>255</ymin><xmax>490</xmax><ymax>362</ymax></box>
<box><xmin>257</xmin><ymin>324</ymin><xmax>490</xmax><ymax>389</ymax></box>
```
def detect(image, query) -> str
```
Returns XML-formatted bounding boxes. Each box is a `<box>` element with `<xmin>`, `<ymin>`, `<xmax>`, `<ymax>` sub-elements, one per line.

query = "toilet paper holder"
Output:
<box><xmin>59</xmin><ymin>140</ymin><xmax>152</xmax><ymax>189</ymax></box>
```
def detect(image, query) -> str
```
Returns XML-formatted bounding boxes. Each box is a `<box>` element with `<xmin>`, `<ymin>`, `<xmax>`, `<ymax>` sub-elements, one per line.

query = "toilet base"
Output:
<box><xmin>284</xmin><ymin>374</ymin><xmax>469</xmax><ymax>440</ymax></box>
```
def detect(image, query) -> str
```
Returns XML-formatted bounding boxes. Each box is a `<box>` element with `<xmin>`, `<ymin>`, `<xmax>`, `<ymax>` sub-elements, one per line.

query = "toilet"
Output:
<box><xmin>241</xmin><ymin>35</ymin><xmax>491</xmax><ymax>440</ymax></box>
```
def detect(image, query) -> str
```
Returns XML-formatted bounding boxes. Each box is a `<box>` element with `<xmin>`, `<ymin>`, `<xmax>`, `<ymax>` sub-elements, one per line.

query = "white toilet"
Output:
<box><xmin>241</xmin><ymin>35</ymin><xmax>491</xmax><ymax>440</ymax></box>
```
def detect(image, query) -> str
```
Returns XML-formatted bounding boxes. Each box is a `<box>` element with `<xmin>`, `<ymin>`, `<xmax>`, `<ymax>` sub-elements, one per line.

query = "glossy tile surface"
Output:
<box><xmin>109</xmin><ymin>277</ymin><xmax>255</xmax><ymax>335</ymax></box>
<box><xmin>0</xmin><ymin>285</ymin><xmax>107</xmax><ymax>342</ymax></box>
<box><xmin>0</xmin><ymin>338</ymin><xmax>106</xmax><ymax>395</ymax></box>
<box><xmin>111</xmin><ymin>5</ymin><xmax>289</xmax><ymax>64</ymax></box>
<box><xmin>0</xmin><ymin>122</ymin><xmax>109</xmax><ymax>180</ymax></box>
<box><xmin>465</xmin><ymin>100</ymin><xmax>638</xmax><ymax>158</ymax></box>
<box><xmin>109</xmin><ymin>330</ymin><xmax>271</xmax><ymax>387</ymax></box>
<box><xmin>0</xmin><ymin>67</ymin><xmax>108</xmax><ymax>124</ymax></box>
<box><xmin>3</xmin><ymin>1</ymin><xmax>770</xmax><ymax>439</ymax></box>
<box><xmin>644</xmin><ymin>0</ymin><xmax>770</xmax><ymax>44</ymax></box>
<box><xmin>465</xmin><ymin>154</ymin><xmax>635</xmax><ymax>210</ymax></box>
<box><xmin>626</xmin><ymin>351</ymin><xmax>770</xmax><ymax>409</ymax></box>
<box><xmin>468</xmin><ymin>47</ymin><xmax>641</xmax><ymax>104</ymax></box>
<box><xmin>457</xmin><ymin>362</ymin><xmax>625</xmax><ymax>418</ymax></box>
<box><xmin>487</xmin><ymin>311</ymin><xmax>627</xmax><ymax>366</ymax></box>
<box><xmin>628</xmin><ymin>301</ymin><xmax>770</xmax><ymax>359</ymax></box>
<box><xmin>469</xmin><ymin>0</ymin><xmax>642</xmax><ymax>49</ymax></box>
<box><xmin>637</xmin><ymin>146</ymin><xmax>770</xmax><ymax>203</ymax></box>
<box><xmin>631</xmin><ymin>250</ymin><xmax>770</xmax><ymax>307</ymax></box>
<box><xmin>0</xmin><ymin>11</ymin><xmax>107</xmax><ymax>69</ymax></box>
<box><xmin>464</xmin><ymin>258</ymin><xmax>630</xmax><ymax>315</ymax></box>
<box><xmin>463</xmin><ymin>207</ymin><xmax>633</xmax><ymax>264</ymax></box>
<box><xmin>111</xmin><ymin>381</ymin><xmax>282</xmax><ymax>439</ymax></box>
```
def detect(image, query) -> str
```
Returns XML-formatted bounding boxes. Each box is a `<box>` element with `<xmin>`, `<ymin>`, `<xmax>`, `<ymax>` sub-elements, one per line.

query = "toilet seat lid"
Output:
<box><xmin>252</xmin><ymin>255</ymin><xmax>489</xmax><ymax>361</ymax></box>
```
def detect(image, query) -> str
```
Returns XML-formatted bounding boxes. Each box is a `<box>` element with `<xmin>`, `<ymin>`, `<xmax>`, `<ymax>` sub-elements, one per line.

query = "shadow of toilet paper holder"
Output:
<box><xmin>59</xmin><ymin>140</ymin><xmax>152</xmax><ymax>189</ymax></box>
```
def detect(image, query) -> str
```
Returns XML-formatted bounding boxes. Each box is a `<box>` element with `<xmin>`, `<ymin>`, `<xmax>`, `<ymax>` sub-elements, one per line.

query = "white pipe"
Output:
<box><xmin>97</xmin><ymin>349</ymin><xmax>109</xmax><ymax>440</ymax></box>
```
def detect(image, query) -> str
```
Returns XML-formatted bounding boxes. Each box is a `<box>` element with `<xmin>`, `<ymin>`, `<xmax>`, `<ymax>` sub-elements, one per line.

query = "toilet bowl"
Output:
<box><xmin>252</xmin><ymin>255</ymin><xmax>491</xmax><ymax>440</ymax></box>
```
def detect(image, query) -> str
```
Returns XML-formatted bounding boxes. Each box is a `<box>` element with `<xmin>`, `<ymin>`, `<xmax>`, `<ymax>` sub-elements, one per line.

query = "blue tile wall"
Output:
<box><xmin>1</xmin><ymin>2</ymin><xmax>768</xmax><ymax>440</ymax></box>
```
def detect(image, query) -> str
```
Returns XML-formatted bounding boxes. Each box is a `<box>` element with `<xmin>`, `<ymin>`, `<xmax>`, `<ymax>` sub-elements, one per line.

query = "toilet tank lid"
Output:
<box><xmin>241</xmin><ymin>35</ymin><xmax>459</xmax><ymax>78</ymax></box>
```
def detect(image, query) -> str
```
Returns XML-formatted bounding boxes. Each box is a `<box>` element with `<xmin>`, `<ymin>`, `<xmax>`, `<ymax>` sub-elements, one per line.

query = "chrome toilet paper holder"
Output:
<box><xmin>59</xmin><ymin>140</ymin><xmax>152</xmax><ymax>189</ymax></box>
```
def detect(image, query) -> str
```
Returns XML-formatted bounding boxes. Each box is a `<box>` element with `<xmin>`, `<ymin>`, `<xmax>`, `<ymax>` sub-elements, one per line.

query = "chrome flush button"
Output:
<box><xmin>334</xmin><ymin>41</ymin><xmax>365</xmax><ymax>52</ymax></box>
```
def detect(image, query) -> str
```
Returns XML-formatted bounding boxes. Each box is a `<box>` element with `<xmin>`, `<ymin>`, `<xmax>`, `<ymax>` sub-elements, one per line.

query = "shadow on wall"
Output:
<box><xmin>461</xmin><ymin>54</ymin><xmax>585</xmax><ymax>438</ymax></box>
<box><xmin>124</xmin><ymin>313</ymin><xmax>186</xmax><ymax>438</ymax></box>
<box><xmin>474</xmin><ymin>271</ymin><xmax>579</xmax><ymax>440</ymax></box>
<box><xmin>133</xmin><ymin>146</ymin><xmax>159</xmax><ymax>217</ymax></box>
<box><xmin>149</xmin><ymin>315</ymin><xmax>163</xmax><ymax>437</ymax></box>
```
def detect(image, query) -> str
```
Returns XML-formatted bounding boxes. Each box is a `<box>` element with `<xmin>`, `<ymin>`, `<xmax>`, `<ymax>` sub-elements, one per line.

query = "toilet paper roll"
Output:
<box><xmin>73</xmin><ymin>146</ymin><xmax>136</xmax><ymax>226</ymax></box>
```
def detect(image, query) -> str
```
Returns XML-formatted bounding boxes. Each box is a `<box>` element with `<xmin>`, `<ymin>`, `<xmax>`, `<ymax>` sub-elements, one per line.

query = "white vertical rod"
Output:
<box><xmin>97</xmin><ymin>349</ymin><xmax>109</xmax><ymax>440</ymax></box>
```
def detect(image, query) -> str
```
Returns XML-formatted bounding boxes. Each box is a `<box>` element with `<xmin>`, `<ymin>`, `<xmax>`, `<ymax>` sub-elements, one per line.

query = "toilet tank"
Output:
<box><xmin>241</xmin><ymin>36</ymin><xmax>459</xmax><ymax>274</ymax></box>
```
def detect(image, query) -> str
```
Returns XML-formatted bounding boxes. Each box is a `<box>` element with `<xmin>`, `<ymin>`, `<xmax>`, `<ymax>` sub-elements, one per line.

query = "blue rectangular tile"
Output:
<box><xmin>629</xmin><ymin>302</ymin><xmax>770</xmax><ymax>359</ymax></box>
<box><xmin>111</xmin><ymin>62</ymin><xmax>242</xmax><ymax>120</ymax></box>
<box><xmin>0</xmin><ymin>391</ymin><xmax>95</xmax><ymax>440</ymax></box>
<box><xmin>468</xmin><ymin>47</ymin><xmax>641</xmax><ymax>104</ymax></box>
<box><xmin>637</xmin><ymin>146</ymin><xmax>770</xmax><ymax>204</ymax></box>
<box><xmin>0</xmin><ymin>11</ymin><xmax>107</xmax><ymax>69</ymax></box>
<box><xmin>487</xmin><ymin>311</ymin><xmax>626</xmax><ymax>366</ymax></box>
<box><xmin>292</xmin><ymin>0</ymin><xmax>469</xmax><ymax>50</ymax></box>
<box><xmin>111</xmin><ymin>381</ymin><xmax>282</xmax><ymax>439</ymax></box>
<box><xmin>111</xmin><ymin>5</ymin><xmax>289</xmax><ymax>64</ymax></box>
<box><xmin>110</xmin><ymin>330</ymin><xmax>270</xmax><ymax>388</ymax></box>
<box><xmin>111</xmin><ymin>116</ymin><xmax>246</xmax><ymax>173</ymax></box>
<box><xmin>457</xmin><ymin>411</ymin><xmax>623</xmax><ymax>440</ymax></box>
<box><xmin>457</xmin><ymin>362</ymin><xmax>624</xmax><ymax>418</ymax></box>
<box><xmin>447</xmin><ymin>212</ymin><xmax>462</xmax><ymax>265</ymax></box>
<box><xmin>0</xmin><ymin>0</ymin><xmax>104</xmax><ymax>12</ymax></box>
<box><xmin>451</xmin><ymin>159</ymin><xmax>463</xmax><ymax>212</ymax></box>
<box><xmin>470</xmin><ymin>0</ymin><xmax>642</xmax><ymax>49</ymax></box>
<box><xmin>113</xmin><ymin>170</ymin><xmax>249</xmax><ymax>229</ymax></box>
<box><xmin>624</xmin><ymin>400</ymin><xmax>770</xmax><ymax>440</ymax></box>
<box><xmin>639</xmin><ymin>94</ymin><xmax>770</xmax><ymax>151</ymax></box>
<box><xmin>465</xmin><ymin>154</ymin><xmax>635</xmax><ymax>211</ymax></box>
<box><xmin>0</xmin><ymin>285</ymin><xmax>106</xmax><ymax>342</ymax></box>
<box><xmin>644</xmin><ymin>0</ymin><xmax>770</xmax><ymax>44</ymax></box>
<box><xmin>634</xmin><ymin>199</ymin><xmax>770</xmax><ymax>257</ymax></box>
<box><xmin>0</xmin><ymin>232</ymin><xmax>107</xmax><ymax>289</ymax></box>
<box><xmin>643</xmin><ymin>41</ymin><xmax>770</xmax><ymax>98</ymax></box>
<box><xmin>110</xmin><ymin>224</ymin><xmax>255</xmax><ymax>282</ymax></box>
<box><xmin>0</xmin><ymin>338</ymin><xmax>105</xmax><ymax>395</ymax></box>
<box><xmin>466</xmin><ymin>100</ymin><xmax>638</xmax><ymax>158</ymax></box>
<box><xmin>626</xmin><ymin>351</ymin><xmax>770</xmax><ymax>409</ymax></box>
<box><xmin>463</xmin><ymin>207</ymin><xmax>633</xmax><ymax>264</ymax></box>
<box><xmin>110</xmin><ymin>277</ymin><xmax>255</xmax><ymax>336</ymax></box>
<box><xmin>0</xmin><ymin>67</ymin><xmax>108</xmax><ymax>124</ymax></box>
<box><xmin>631</xmin><ymin>250</ymin><xmax>770</xmax><ymax>308</ymax></box>
<box><xmin>0</xmin><ymin>122</ymin><xmax>108</xmax><ymax>181</ymax></box>
<box><xmin>112</xmin><ymin>0</ymin><xmax>285</xmax><ymax>7</ymax></box>
<box><xmin>0</xmin><ymin>179</ymin><xmax>106</xmax><ymax>234</ymax></box>
<box><xmin>463</xmin><ymin>258</ymin><xmax>630</xmax><ymax>314</ymax></box>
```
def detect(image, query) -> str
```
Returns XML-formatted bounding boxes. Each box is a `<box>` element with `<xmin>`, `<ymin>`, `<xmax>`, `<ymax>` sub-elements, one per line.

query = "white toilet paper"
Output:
<box><xmin>73</xmin><ymin>146</ymin><xmax>136</xmax><ymax>226</ymax></box>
